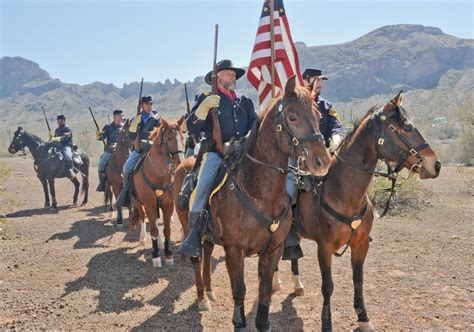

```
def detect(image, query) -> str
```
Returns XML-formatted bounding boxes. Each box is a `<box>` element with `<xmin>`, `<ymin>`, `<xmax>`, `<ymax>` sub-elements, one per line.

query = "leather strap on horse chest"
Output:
<box><xmin>140</xmin><ymin>165</ymin><xmax>172</xmax><ymax>193</ymax></box>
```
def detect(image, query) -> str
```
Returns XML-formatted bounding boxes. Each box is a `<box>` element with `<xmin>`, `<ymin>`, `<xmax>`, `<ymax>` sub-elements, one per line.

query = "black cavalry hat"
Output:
<box><xmin>204</xmin><ymin>59</ymin><xmax>245</xmax><ymax>85</ymax></box>
<box><xmin>302</xmin><ymin>68</ymin><xmax>328</xmax><ymax>80</ymax></box>
<box><xmin>141</xmin><ymin>96</ymin><xmax>153</xmax><ymax>103</ymax></box>
<box><xmin>56</xmin><ymin>114</ymin><xmax>66</xmax><ymax>120</ymax></box>
<box><xmin>113</xmin><ymin>109</ymin><xmax>123</xmax><ymax>115</ymax></box>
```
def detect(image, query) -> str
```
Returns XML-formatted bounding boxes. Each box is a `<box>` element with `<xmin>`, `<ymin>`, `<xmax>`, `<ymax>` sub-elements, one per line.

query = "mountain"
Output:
<box><xmin>0</xmin><ymin>24</ymin><xmax>473</xmax><ymax>159</ymax></box>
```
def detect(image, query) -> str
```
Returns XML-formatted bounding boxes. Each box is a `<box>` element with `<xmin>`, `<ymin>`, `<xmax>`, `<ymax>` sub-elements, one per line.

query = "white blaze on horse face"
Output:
<box><xmin>176</xmin><ymin>131</ymin><xmax>184</xmax><ymax>161</ymax></box>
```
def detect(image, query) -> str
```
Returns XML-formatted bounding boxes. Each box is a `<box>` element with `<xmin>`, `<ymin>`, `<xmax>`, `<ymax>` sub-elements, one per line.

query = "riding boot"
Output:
<box><xmin>178</xmin><ymin>211</ymin><xmax>206</xmax><ymax>258</ymax></box>
<box><xmin>66</xmin><ymin>160</ymin><xmax>75</xmax><ymax>179</ymax></box>
<box><xmin>115</xmin><ymin>172</ymin><xmax>132</xmax><ymax>208</ymax></box>
<box><xmin>282</xmin><ymin>206</ymin><xmax>304</xmax><ymax>261</ymax></box>
<box><xmin>96</xmin><ymin>171</ymin><xmax>106</xmax><ymax>192</ymax></box>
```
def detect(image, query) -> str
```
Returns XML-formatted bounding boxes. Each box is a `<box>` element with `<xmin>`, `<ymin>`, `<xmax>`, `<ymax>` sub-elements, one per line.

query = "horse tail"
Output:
<box><xmin>80</xmin><ymin>151</ymin><xmax>90</xmax><ymax>196</ymax></box>
<box><xmin>130</xmin><ymin>204</ymin><xmax>141</xmax><ymax>229</ymax></box>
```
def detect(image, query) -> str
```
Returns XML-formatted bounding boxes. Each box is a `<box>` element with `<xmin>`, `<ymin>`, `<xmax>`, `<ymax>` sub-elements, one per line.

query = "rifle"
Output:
<box><xmin>89</xmin><ymin>107</ymin><xmax>107</xmax><ymax>148</ymax></box>
<box><xmin>136</xmin><ymin>78</ymin><xmax>144</xmax><ymax>116</ymax></box>
<box><xmin>41</xmin><ymin>105</ymin><xmax>51</xmax><ymax>135</ymax></box>
<box><xmin>184</xmin><ymin>83</ymin><xmax>191</xmax><ymax>115</ymax></box>
<box><xmin>210</xmin><ymin>24</ymin><xmax>223</xmax><ymax>154</ymax></box>
<box><xmin>107</xmin><ymin>114</ymin><xmax>111</xmax><ymax>123</ymax></box>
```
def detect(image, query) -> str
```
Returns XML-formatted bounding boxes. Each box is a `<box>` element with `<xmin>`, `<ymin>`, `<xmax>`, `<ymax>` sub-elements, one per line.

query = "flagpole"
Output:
<box><xmin>269</xmin><ymin>0</ymin><xmax>276</xmax><ymax>98</ymax></box>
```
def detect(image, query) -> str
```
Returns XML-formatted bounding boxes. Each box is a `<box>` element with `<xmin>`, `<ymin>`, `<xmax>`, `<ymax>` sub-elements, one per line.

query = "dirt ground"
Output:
<box><xmin>0</xmin><ymin>157</ymin><xmax>473</xmax><ymax>331</ymax></box>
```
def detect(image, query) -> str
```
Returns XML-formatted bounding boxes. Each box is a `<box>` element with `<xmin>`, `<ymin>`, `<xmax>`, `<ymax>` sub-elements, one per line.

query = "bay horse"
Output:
<box><xmin>129</xmin><ymin>117</ymin><xmax>184</xmax><ymax>267</ymax></box>
<box><xmin>173</xmin><ymin>76</ymin><xmax>331</xmax><ymax>330</ymax></box>
<box><xmin>281</xmin><ymin>92</ymin><xmax>441</xmax><ymax>331</ymax></box>
<box><xmin>8</xmin><ymin>126</ymin><xmax>90</xmax><ymax>209</ymax></box>
<box><xmin>103</xmin><ymin>119</ymin><xmax>131</xmax><ymax>227</ymax></box>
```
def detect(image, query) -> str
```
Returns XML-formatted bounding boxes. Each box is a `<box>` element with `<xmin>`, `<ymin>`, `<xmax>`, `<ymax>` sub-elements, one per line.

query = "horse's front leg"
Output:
<box><xmin>291</xmin><ymin>258</ymin><xmax>304</xmax><ymax>296</ymax></box>
<box><xmin>47</xmin><ymin>178</ymin><xmax>57</xmax><ymax>210</ymax></box>
<box><xmin>318</xmin><ymin>245</ymin><xmax>334</xmax><ymax>332</ymax></box>
<box><xmin>191</xmin><ymin>256</ymin><xmax>209</xmax><ymax>311</ymax></box>
<box><xmin>162</xmin><ymin>198</ymin><xmax>174</xmax><ymax>266</ymax></box>
<box><xmin>256</xmin><ymin>246</ymin><xmax>282</xmax><ymax>332</ymax></box>
<box><xmin>351</xmin><ymin>237</ymin><xmax>374</xmax><ymax>331</ymax></box>
<box><xmin>38</xmin><ymin>176</ymin><xmax>50</xmax><ymax>207</ymax></box>
<box><xmin>203</xmin><ymin>240</ymin><xmax>216</xmax><ymax>301</ymax></box>
<box><xmin>225</xmin><ymin>246</ymin><xmax>247</xmax><ymax>330</ymax></box>
<box><xmin>70</xmin><ymin>177</ymin><xmax>80</xmax><ymax>206</ymax></box>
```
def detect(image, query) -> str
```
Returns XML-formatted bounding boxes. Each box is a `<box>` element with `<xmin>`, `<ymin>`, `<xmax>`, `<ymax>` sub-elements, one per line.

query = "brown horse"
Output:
<box><xmin>286</xmin><ymin>92</ymin><xmax>441</xmax><ymax>331</ymax></box>
<box><xmin>174</xmin><ymin>76</ymin><xmax>331</xmax><ymax>331</ymax></box>
<box><xmin>103</xmin><ymin>119</ymin><xmax>131</xmax><ymax>227</ymax></box>
<box><xmin>130</xmin><ymin>117</ymin><xmax>184</xmax><ymax>267</ymax></box>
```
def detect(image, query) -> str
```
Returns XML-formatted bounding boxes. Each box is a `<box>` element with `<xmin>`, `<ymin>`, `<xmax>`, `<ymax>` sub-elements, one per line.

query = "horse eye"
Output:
<box><xmin>288</xmin><ymin>115</ymin><xmax>297</xmax><ymax>122</ymax></box>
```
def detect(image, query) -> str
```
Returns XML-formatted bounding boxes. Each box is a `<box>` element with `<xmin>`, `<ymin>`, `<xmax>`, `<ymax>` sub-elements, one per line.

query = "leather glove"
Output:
<box><xmin>129</xmin><ymin>116</ymin><xmax>141</xmax><ymax>133</ymax></box>
<box><xmin>328</xmin><ymin>134</ymin><xmax>343</xmax><ymax>153</ymax></box>
<box><xmin>195</xmin><ymin>95</ymin><xmax>220</xmax><ymax>120</ymax></box>
<box><xmin>50</xmin><ymin>136</ymin><xmax>61</xmax><ymax>143</ymax></box>
<box><xmin>96</xmin><ymin>129</ymin><xmax>104</xmax><ymax>140</ymax></box>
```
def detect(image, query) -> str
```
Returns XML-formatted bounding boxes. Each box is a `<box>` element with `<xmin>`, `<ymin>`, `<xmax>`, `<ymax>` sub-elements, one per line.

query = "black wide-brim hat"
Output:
<box><xmin>302</xmin><ymin>68</ymin><xmax>328</xmax><ymax>80</ymax></box>
<box><xmin>204</xmin><ymin>59</ymin><xmax>245</xmax><ymax>85</ymax></box>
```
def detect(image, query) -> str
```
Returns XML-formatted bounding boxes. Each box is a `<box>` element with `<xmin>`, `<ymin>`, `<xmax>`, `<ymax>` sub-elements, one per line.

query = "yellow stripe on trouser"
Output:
<box><xmin>189</xmin><ymin>152</ymin><xmax>208</xmax><ymax>211</ymax></box>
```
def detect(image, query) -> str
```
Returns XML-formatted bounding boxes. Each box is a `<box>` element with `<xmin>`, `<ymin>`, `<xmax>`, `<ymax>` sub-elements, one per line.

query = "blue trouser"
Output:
<box><xmin>189</xmin><ymin>152</ymin><xmax>223</xmax><ymax>213</ymax></box>
<box><xmin>123</xmin><ymin>150</ymin><xmax>141</xmax><ymax>175</ymax></box>
<box><xmin>98</xmin><ymin>151</ymin><xmax>113</xmax><ymax>172</ymax></box>
<box><xmin>62</xmin><ymin>145</ymin><xmax>73</xmax><ymax>162</ymax></box>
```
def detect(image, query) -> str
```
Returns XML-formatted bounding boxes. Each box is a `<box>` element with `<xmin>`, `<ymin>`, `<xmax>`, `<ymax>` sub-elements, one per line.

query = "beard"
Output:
<box><xmin>220</xmin><ymin>79</ymin><xmax>236</xmax><ymax>91</ymax></box>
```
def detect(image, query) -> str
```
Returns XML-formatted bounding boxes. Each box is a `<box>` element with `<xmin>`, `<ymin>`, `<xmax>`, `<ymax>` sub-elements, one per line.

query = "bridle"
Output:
<box><xmin>245</xmin><ymin>97</ymin><xmax>324</xmax><ymax>176</ymax></box>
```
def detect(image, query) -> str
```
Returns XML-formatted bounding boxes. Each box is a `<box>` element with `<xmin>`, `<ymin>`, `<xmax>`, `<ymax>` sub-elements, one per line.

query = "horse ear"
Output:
<box><xmin>177</xmin><ymin>115</ymin><xmax>185</xmax><ymax>127</ymax></box>
<box><xmin>391</xmin><ymin>90</ymin><xmax>403</xmax><ymax>106</ymax></box>
<box><xmin>160</xmin><ymin>117</ymin><xmax>169</xmax><ymax>129</ymax></box>
<box><xmin>284</xmin><ymin>75</ymin><xmax>297</xmax><ymax>97</ymax></box>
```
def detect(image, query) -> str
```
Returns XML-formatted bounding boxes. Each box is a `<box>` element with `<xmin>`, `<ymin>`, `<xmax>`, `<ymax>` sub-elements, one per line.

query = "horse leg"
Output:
<box><xmin>145</xmin><ymin>205</ymin><xmax>161</xmax><ymax>268</ymax></box>
<box><xmin>70</xmin><ymin>177</ymin><xmax>80</xmax><ymax>206</ymax></box>
<box><xmin>39</xmin><ymin>176</ymin><xmax>50</xmax><ymax>207</ymax></box>
<box><xmin>203</xmin><ymin>240</ymin><xmax>216</xmax><ymax>301</ymax></box>
<box><xmin>48</xmin><ymin>178</ymin><xmax>57</xmax><ymax>210</ymax></box>
<box><xmin>162</xmin><ymin>202</ymin><xmax>174</xmax><ymax>266</ymax></box>
<box><xmin>272</xmin><ymin>265</ymin><xmax>282</xmax><ymax>291</ymax></box>
<box><xmin>291</xmin><ymin>258</ymin><xmax>304</xmax><ymax>296</ymax></box>
<box><xmin>352</xmin><ymin>238</ymin><xmax>373</xmax><ymax>331</ymax></box>
<box><xmin>116</xmin><ymin>206</ymin><xmax>123</xmax><ymax>228</ymax></box>
<box><xmin>318</xmin><ymin>246</ymin><xmax>334</xmax><ymax>332</ymax></box>
<box><xmin>255</xmin><ymin>247</ymin><xmax>281</xmax><ymax>331</ymax></box>
<box><xmin>225</xmin><ymin>246</ymin><xmax>247</xmax><ymax>330</ymax></box>
<box><xmin>139</xmin><ymin>218</ymin><xmax>147</xmax><ymax>246</ymax></box>
<box><xmin>191</xmin><ymin>256</ymin><xmax>209</xmax><ymax>311</ymax></box>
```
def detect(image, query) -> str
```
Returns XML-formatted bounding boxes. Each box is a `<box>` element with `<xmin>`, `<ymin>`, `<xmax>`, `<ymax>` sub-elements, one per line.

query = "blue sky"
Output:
<box><xmin>1</xmin><ymin>0</ymin><xmax>472</xmax><ymax>87</ymax></box>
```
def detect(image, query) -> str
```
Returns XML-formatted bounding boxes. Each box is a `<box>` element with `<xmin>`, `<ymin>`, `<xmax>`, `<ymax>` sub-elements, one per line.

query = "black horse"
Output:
<box><xmin>8</xmin><ymin>126</ymin><xmax>90</xmax><ymax>209</ymax></box>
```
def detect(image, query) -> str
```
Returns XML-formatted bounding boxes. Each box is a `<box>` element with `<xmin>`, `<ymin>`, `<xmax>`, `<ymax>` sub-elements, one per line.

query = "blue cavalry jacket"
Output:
<box><xmin>187</xmin><ymin>91</ymin><xmax>258</xmax><ymax>146</ymax></box>
<box><xmin>54</xmin><ymin>125</ymin><xmax>73</xmax><ymax>146</ymax></box>
<box><xmin>317</xmin><ymin>95</ymin><xmax>344</xmax><ymax>146</ymax></box>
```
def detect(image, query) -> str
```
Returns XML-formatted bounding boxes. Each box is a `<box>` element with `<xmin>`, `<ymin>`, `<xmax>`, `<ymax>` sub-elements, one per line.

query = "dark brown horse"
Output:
<box><xmin>104</xmin><ymin>119</ymin><xmax>131</xmax><ymax>227</ymax></box>
<box><xmin>130</xmin><ymin>117</ymin><xmax>184</xmax><ymax>267</ymax></box>
<box><xmin>285</xmin><ymin>92</ymin><xmax>441</xmax><ymax>331</ymax></box>
<box><xmin>174</xmin><ymin>76</ymin><xmax>331</xmax><ymax>330</ymax></box>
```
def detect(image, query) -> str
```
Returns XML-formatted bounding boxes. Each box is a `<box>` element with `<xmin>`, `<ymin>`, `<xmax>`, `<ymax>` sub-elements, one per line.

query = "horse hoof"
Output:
<box><xmin>294</xmin><ymin>287</ymin><xmax>304</xmax><ymax>296</ymax></box>
<box><xmin>152</xmin><ymin>257</ymin><xmax>162</xmax><ymax>268</ymax></box>
<box><xmin>44</xmin><ymin>203</ymin><xmax>50</xmax><ymax>208</ymax></box>
<box><xmin>81</xmin><ymin>202</ymin><xmax>87</xmax><ymax>207</ymax></box>
<box><xmin>50</xmin><ymin>207</ymin><xmax>58</xmax><ymax>212</ymax></box>
<box><xmin>356</xmin><ymin>321</ymin><xmax>374</xmax><ymax>331</ymax></box>
<box><xmin>164</xmin><ymin>257</ymin><xmax>174</xmax><ymax>266</ymax></box>
<box><xmin>109</xmin><ymin>206</ymin><xmax>114</xmax><ymax>212</ymax></box>
<box><xmin>198</xmin><ymin>300</ymin><xmax>211</xmax><ymax>311</ymax></box>
<box><xmin>206</xmin><ymin>291</ymin><xmax>217</xmax><ymax>301</ymax></box>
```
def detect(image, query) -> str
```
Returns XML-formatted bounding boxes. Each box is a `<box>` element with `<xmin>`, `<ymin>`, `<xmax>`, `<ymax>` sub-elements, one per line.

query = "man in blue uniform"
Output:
<box><xmin>178</xmin><ymin>59</ymin><xmax>258</xmax><ymax>258</ymax></box>
<box><xmin>96</xmin><ymin>109</ymin><xmax>124</xmax><ymax>192</ymax></box>
<box><xmin>50</xmin><ymin>114</ymin><xmax>75</xmax><ymax>179</ymax></box>
<box><xmin>283</xmin><ymin>68</ymin><xmax>344</xmax><ymax>260</ymax></box>
<box><xmin>115</xmin><ymin>96</ymin><xmax>161</xmax><ymax>208</ymax></box>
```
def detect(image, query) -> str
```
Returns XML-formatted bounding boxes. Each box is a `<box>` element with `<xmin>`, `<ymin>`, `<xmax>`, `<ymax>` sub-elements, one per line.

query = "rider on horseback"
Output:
<box><xmin>284</xmin><ymin>68</ymin><xmax>344</xmax><ymax>260</ymax></box>
<box><xmin>178</xmin><ymin>59</ymin><xmax>258</xmax><ymax>258</ymax></box>
<box><xmin>96</xmin><ymin>109</ymin><xmax>124</xmax><ymax>192</ymax></box>
<box><xmin>115</xmin><ymin>96</ymin><xmax>161</xmax><ymax>208</ymax></box>
<box><xmin>49</xmin><ymin>114</ymin><xmax>75</xmax><ymax>179</ymax></box>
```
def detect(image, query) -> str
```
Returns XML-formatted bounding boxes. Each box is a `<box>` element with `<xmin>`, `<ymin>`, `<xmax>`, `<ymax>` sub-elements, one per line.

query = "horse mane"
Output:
<box><xmin>149</xmin><ymin>124</ymin><xmax>163</xmax><ymax>141</ymax></box>
<box><xmin>339</xmin><ymin>105</ymin><xmax>379</xmax><ymax>148</ymax></box>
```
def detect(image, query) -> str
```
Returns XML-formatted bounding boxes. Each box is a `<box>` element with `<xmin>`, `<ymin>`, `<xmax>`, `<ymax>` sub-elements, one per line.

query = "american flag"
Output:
<box><xmin>247</xmin><ymin>0</ymin><xmax>304</xmax><ymax>110</ymax></box>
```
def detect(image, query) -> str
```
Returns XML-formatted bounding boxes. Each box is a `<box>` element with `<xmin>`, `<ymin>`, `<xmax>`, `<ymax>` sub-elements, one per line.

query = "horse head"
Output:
<box><xmin>369</xmin><ymin>91</ymin><xmax>441</xmax><ymax>179</ymax></box>
<box><xmin>8</xmin><ymin>126</ymin><xmax>26</xmax><ymax>154</ymax></box>
<box><xmin>150</xmin><ymin>116</ymin><xmax>185</xmax><ymax>168</ymax></box>
<box><xmin>268</xmin><ymin>75</ymin><xmax>331</xmax><ymax>177</ymax></box>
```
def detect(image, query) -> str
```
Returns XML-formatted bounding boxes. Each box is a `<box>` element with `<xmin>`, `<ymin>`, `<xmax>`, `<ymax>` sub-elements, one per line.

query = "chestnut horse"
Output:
<box><xmin>281</xmin><ymin>92</ymin><xmax>441</xmax><ymax>331</ymax></box>
<box><xmin>103</xmin><ymin>119</ymin><xmax>131</xmax><ymax>227</ymax></box>
<box><xmin>174</xmin><ymin>76</ymin><xmax>331</xmax><ymax>331</ymax></box>
<box><xmin>129</xmin><ymin>117</ymin><xmax>184</xmax><ymax>267</ymax></box>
